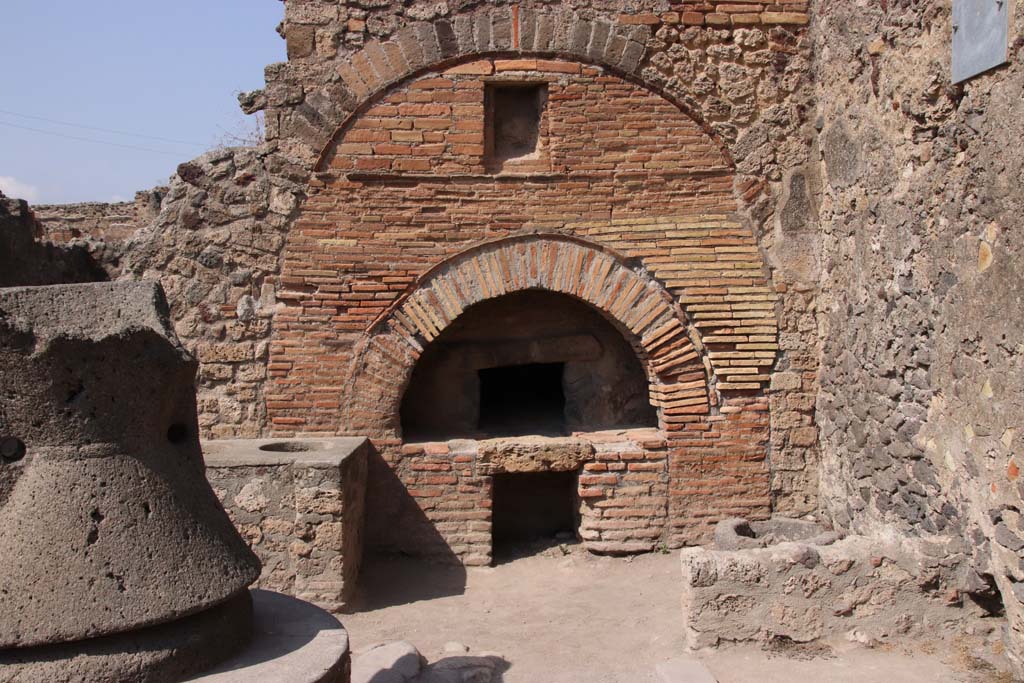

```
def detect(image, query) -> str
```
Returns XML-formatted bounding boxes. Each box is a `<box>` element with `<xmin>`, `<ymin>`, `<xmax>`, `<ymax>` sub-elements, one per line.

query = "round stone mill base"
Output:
<box><xmin>0</xmin><ymin>592</ymin><xmax>255</xmax><ymax>682</ymax></box>
<box><xmin>0</xmin><ymin>591</ymin><xmax>350</xmax><ymax>683</ymax></box>
<box><xmin>187</xmin><ymin>590</ymin><xmax>351</xmax><ymax>683</ymax></box>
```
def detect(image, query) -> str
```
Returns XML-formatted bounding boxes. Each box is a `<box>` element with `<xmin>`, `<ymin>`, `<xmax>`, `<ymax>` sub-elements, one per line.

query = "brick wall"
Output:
<box><xmin>262</xmin><ymin>56</ymin><xmax>783</xmax><ymax>557</ymax></box>
<box><xmin>273</xmin><ymin>60</ymin><xmax>774</xmax><ymax>426</ymax></box>
<box><xmin>657</xmin><ymin>3</ymin><xmax>809</xmax><ymax>29</ymax></box>
<box><xmin>34</xmin><ymin>189</ymin><xmax>165</xmax><ymax>243</ymax></box>
<box><xmin>396</xmin><ymin>429</ymin><xmax>670</xmax><ymax>564</ymax></box>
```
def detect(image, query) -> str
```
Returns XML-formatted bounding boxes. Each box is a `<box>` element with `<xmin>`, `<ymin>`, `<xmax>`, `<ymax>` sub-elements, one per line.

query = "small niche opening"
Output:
<box><xmin>492</xmin><ymin>471</ymin><xmax>577</xmax><ymax>560</ymax></box>
<box><xmin>478</xmin><ymin>362</ymin><xmax>566</xmax><ymax>437</ymax></box>
<box><xmin>486</xmin><ymin>83</ymin><xmax>547</xmax><ymax>169</ymax></box>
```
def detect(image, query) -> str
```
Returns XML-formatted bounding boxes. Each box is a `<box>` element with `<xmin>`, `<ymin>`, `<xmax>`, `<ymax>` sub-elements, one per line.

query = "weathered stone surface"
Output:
<box><xmin>190</xmin><ymin>590</ymin><xmax>351</xmax><ymax>683</ymax></box>
<box><xmin>0</xmin><ymin>194</ymin><xmax>107</xmax><ymax>287</ymax></box>
<box><xmin>477</xmin><ymin>436</ymin><xmax>595</xmax><ymax>475</ymax></box>
<box><xmin>812</xmin><ymin>1</ymin><xmax>1024</xmax><ymax>673</ymax></box>
<box><xmin>0</xmin><ymin>282</ymin><xmax>260</xmax><ymax>648</ymax></box>
<box><xmin>680</xmin><ymin>535</ymin><xmax>991</xmax><ymax>649</ymax></box>
<box><xmin>714</xmin><ymin>517</ymin><xmax>840</xmax><ymax>551</ymax></box>
<box><xmin>204</xmin><ymin>437</ymin><xmax>369</xmax><ymax>612</ymax></box>
<box><xmin>0</xmin><ymin>592</ymin><xmax>254</xmax><ymax>683</ymax></box>
<box><xmin>352</xmin><ymin>641</ymin><xmax>423</xmax><ymax>683</ymax></box>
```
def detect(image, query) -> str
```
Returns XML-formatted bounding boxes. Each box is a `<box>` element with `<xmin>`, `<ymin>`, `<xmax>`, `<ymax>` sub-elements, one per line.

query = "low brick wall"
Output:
<box><xmin>397</xmin><ymin>428</ymin><xmax>669</xmax><ymax>564</ymax></box>
<box><xmin>34</xmin><ymin>188</ymin><xmax>165</xmax><ymax>243</ymax></box>
<box><xmin>204</xmin><ymin>437</ymin><xmax>368</xmax><ymax>612</ymax></box>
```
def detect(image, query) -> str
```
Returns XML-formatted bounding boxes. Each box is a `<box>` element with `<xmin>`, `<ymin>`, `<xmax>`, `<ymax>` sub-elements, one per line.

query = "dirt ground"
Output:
<box><xmin>341</xmin><ymin>542</ymin><xmax>1011</xmax><ymax>682</ymax></box>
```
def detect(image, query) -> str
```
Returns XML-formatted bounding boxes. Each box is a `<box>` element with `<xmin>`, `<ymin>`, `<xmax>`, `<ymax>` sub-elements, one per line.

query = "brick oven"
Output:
<box><xmin>269</xmin><ymin>43</ymin><xmax>779</xmax><ymax>565</ymax></box>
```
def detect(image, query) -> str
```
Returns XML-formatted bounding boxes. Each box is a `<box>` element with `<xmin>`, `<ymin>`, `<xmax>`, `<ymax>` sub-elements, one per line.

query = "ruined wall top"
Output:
<box><xmin>250</xmin><ymin>1</ymin><xmax>811</xmax><ymax>168</ymax></box>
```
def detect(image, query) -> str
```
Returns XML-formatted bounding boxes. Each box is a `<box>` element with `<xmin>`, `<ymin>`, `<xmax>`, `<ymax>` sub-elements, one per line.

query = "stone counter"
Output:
<box><xmin>204</xmin><ymin>438</ymin><xmax>369</xmax><ymax>612</ymax></box>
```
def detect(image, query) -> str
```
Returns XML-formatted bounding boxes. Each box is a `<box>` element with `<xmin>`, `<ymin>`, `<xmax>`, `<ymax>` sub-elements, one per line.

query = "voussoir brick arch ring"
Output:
<box><xmin>342</xmin><ymin>235</ymin><xmax>711</xmax><ymax>439</ymax></box>
<box><xmin>304</xmin><ymin>6</ymin><xmax>734</xmax><ymax>172</ymax></box>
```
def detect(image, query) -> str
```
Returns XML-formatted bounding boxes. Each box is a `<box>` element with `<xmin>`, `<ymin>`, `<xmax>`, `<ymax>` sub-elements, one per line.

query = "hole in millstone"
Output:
<box><xmin>0</xmin><ymin>437</ymin><xmax>26</xmax><ymax>462</ymax></box>
<box><xmin>65</xmin><ymin>382</ymin><xmax>84</xmax><ymax>403</ymax></box>
<box><xmin>166</xmin><ymin>423</ymin><xmax>189</xmax><ymax>445</ymax></box>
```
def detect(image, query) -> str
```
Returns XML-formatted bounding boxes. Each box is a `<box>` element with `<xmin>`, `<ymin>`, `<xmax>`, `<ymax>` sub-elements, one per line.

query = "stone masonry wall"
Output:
<box><xmin>116</xmin><ymin>147</ymin><xmax>309</xmax><ymax>439</ymax></box>
<box><xmin>811</xmin><ymin>0</ymin><xmax>1024</xmax><ymax>671</ymax></box>
<box><xmin>204</xmin><ymin>437</ymin><xmax>368</xmax><ymax>611</ymax></box>
<box><xmin>680</xmin><ymin>534</ymin><xmax>994</xmax><ymax>648</ymax></box>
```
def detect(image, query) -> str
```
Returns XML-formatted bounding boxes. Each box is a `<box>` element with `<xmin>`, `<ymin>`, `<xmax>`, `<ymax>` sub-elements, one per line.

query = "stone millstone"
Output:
<box><xmin>0</xmin><ymin>592</ymin><xmax>254</xmax><ymax>683</ymax></box>
<box><xmin>0</xmin><ymin>282</ymin><xmax>260</xmax><ymax>649</ymax></box>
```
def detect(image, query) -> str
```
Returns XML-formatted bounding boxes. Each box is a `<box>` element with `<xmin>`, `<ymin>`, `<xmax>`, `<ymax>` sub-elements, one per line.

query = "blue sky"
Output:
<box><xmin>0</xmin><ymin>1</ymin><xmax>285</xmax><ymax>205</ymax></box>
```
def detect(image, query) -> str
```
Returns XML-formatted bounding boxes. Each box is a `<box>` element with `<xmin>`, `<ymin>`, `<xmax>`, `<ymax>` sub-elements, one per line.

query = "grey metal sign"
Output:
<box><xmin>952</xmin><ymin>0</ymin><xmax>1011</xmax><ymax>83</ymax></box>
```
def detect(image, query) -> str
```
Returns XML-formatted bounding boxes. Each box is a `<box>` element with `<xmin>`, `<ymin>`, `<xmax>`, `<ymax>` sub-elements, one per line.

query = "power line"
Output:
<box><xmin>0</xmin><ymin>120</ymin><xmax>199</xmax><ymax>156</ymax></box>
<box><xmin>0</xmin><ymin>108</ymin><xmax>205</xmax><ymax>147</ymax></box>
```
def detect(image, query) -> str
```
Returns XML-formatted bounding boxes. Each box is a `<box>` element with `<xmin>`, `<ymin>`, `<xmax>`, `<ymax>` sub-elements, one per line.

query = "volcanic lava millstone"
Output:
<box><xmin>0</xmin><ymin>282</ymin><xmax>261</xmax><ymax>682</ymax></box>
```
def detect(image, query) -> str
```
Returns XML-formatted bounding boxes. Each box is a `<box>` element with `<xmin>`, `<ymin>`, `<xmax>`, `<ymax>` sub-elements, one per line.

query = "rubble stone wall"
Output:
<box><xmin>680</xmin><ymin>535</ymin><xmax>994</xmax><ymax>648</ymax></box>
<box><xmin>811</xmin><ymin>0</ymin><xmax>1024</xmax><ymax>670</ymax></box>
<box><xmin>116</xmin><ymin>147</ymin><xmax>309</xmax><ymax>440</ymax></box>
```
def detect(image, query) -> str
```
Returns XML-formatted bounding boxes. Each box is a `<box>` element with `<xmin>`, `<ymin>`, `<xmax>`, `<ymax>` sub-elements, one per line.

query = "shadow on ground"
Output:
<box><xmin>346</xmin><ymin>553</ymin><xmax>469</xmax><ymax>612</ymax></box>
<box><xmin>349</xmin><ymin>446</ymin><xmax>469</xmax><ymax>612</ymax></box>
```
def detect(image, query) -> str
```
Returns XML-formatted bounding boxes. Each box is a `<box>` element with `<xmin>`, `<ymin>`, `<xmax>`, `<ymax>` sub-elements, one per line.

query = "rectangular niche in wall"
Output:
<box><xmin>492</xmin><ymin>471</ymin><xmax>577</xmax><ymax>557</ymax></box>
<box><xmin>485</xmin><ymin>83</ymin><xmax>548</xmax><ymax>171</ymax></box>
<box><xmin>478</xmin><ymin>362</ymin><xmax>565</xmax><ymax>437</ymax></box>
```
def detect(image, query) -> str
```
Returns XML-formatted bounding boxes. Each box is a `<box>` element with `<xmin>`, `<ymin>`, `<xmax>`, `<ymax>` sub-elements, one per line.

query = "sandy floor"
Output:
<box><xmin>341</xmin><ymin>543</ymin><xmax>1010</xmax><ymax>682</ymax></box>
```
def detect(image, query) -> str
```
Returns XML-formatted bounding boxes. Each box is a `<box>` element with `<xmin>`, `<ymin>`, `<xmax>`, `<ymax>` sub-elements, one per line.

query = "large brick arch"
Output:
<box><xmin>343</xmin><ymin>234</ymin><xmax>709</xmax><ymax>439</ymax></box>
<box><xmin>293</xmin><ymin>6</ymin><xmax>733</xmax><ymax>171</ymax></box>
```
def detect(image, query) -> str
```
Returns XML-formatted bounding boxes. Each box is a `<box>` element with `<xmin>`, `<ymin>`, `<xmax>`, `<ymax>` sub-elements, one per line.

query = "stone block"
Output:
<box><xmin>286</xmin><ymin>24</ymin><xmax>316</xmax><ymax>59</ymax></box>
<box><xmin>205</xmin><ymin>437</ymin><xmax>369</xmax><ymax>611</ymax></box>
<box><xmin>477</xmin><ymin>436</ymin><xmax>594</xmax><ymax>475</ymax></box>
<box><xmin>770</xmin><ymin>371</ymin><xmax>802</xmax><ymax>392</ymax></box>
